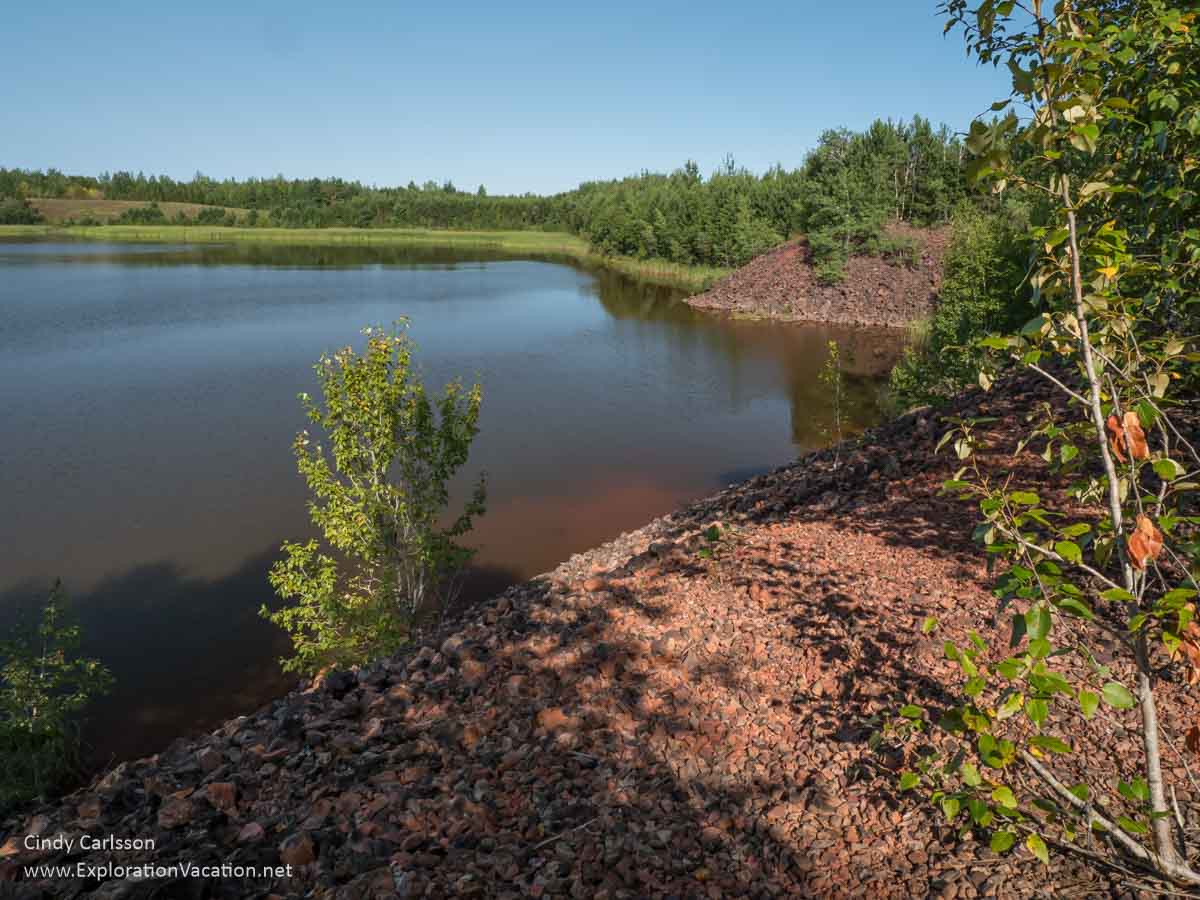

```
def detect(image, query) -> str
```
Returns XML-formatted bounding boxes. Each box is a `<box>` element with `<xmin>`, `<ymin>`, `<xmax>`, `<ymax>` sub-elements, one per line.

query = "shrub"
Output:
<box><xmin>869</xmin><ymin>233</ymin><xmax>921</xmax><ymax>268</ymax></box>
<box><xmin>887</xmin><ymin>205</ymin><xmax>1029</xmax><ymax>408</ymax></box>
<box><xmin>195</xmin><ymin>206</ymin><xmax>226</xmax><ymax>225</ymax></box>
<box><xmin>0</xmin><ymin>196</ymin><xmax>42</xmax><ymax>225</ymax></box>
<box><xmin>113</xmin><ymin>203</ymin><xmax>167</xmax><ymax>225</ymax></box>
<box><xmin>264</xmin><ymin>324</ymin><xmax>486</xmax><ymax>675</ymax></box>
<box><xmin>0</xmin><ymin>581</ymin><xmax>112</xmax><ymax>812</ymax></box>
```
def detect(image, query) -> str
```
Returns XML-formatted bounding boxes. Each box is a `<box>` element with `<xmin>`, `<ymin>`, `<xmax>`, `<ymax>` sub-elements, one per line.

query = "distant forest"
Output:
<box><xmin>1</xmin><ymin>116</ymin><xmax>971</xmax><ymax>276</ymax></box>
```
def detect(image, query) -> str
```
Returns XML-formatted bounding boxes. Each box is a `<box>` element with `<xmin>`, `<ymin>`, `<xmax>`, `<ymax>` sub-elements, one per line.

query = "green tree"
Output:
<box><xmin>0</xmin><ymin>581</ymin><xmax>112</xmax><ymax>810</ymax></box>
<box><xmin>264</xmin><ymin>324</ymin><xmax>486</xmax><ymax>675</ymax></box>
<box><xmin>888</xmin><ymin>204</ymin><xmax>1031</xmax><ymax>406</ymax></box>
<box><xmin>887</xmin><ymin>0</ymin><xmax>1200</xmax><ymax>884</ymax></box>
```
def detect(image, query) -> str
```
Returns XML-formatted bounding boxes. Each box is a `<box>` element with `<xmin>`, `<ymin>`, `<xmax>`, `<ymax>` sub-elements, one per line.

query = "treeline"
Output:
<box><xmin>0</xmin><ymin>115</ymin><xmax>971</xmax><ymax>275</ymax></box>
<box><xmin>569</xmin><ymin>117</ymin><xmax>969</xmax><ymax>274</ymax></box>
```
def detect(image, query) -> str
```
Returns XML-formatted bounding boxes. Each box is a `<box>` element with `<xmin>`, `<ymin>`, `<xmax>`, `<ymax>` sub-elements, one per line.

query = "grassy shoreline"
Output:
<box><xmin>0</xmin><ymin>224</ymin><xmax>728</xmax><ymax>292</ymax></box>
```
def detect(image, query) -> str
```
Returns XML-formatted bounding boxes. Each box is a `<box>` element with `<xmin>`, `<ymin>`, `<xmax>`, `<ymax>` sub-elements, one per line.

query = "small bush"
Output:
<box><xmin>887</xmin><ymin>205</ymin><xmax>1029</xmax><ymax>408</ymax></box>
<box><xmin>264</xmin><ymin>324</ymin><xmax>486</xmax><ymax>675</ymax></box>
<box><xmin>113</xmin><ymin>203</ymin><xmax>167</xmax><ymax>225</ymax></box>
<box><xmin>813</xmin><ymin>254</ymin><xmax>848</xmax><ymax>285</ymax></box>
<box><xmin>0</xmin><ymin>196</ymin><xmax>42</xmax><ymax>225</ymax></box>
<box><xmin>195</xmin><ymin>206</ymin><xmax>226</xmax><ymax>225</ymax></box>
<box><xmin>870</xmin><ymin>233</ymin><xmax>921</xmax><ymax>268</ymax></box>
<box><xmin>0</xmin><ymin>581</ymin><xmax>112</xmax><ymax>812</ymax></box>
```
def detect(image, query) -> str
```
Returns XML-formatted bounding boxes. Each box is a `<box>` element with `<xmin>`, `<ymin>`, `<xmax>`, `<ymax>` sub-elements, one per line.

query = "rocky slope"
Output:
<box><xmin>3</xmin><ymin>375</ymin><xmax>1196</xmax><ymax>899</ymax></box>
<box><xmin>686</xmin><ymin>224</ymin><xmax>948</xmax><ymax>328</ymax></box>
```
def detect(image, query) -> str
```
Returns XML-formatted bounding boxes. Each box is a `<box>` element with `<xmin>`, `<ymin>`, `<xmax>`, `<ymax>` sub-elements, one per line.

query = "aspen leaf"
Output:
<box><xmin>1106</xmin><ymin>415</ymin><xmax>1127</xmax><ymax>463</ymax></box>
<box><xmin>991</xmin><ymin>831</ymin><xmax>1016</xmax><ymax>853</ymax></box>
<box><xmin>1127</xmin><ymin>515</ymin><xmax>1163</xmax><ymax>570</ymax></box>
<box><xmin>1054</xmin><ymin>540</ymin><xmax>1082</xmax><ymax>564</ymax></box>
<box><xmin>1122</xmin><ymin>411</ymin><xmax>1149</xmax><ymax>460</ymax></box>
<box><xmin>1154</xmin><ymin>458</ymin><xmax>1183</xmax><ymax>481</ymax></box>
<box><xmin>1186</xmin><ymin>723</ymin><xmax>1200</xmax><ymax>756</ymax></box>
<box><xmin>1171</xmin><ymin>622</ymin><xmax>1200</xmax><ymax>686</ymax></box>
<box><xmin>1026</xmin><ymin>833</ymin><xmax>1049</xmax><ymax>865</ymax></box>
<box><xmin>1102</xmin><ymin>681</ymin><xmax>1136</xmax><ymax>709</ymax></box>
<box><xmin>1078</xmin><ymin>690</ymin><xmax>1099</xmax><ymax>719</ymax></box>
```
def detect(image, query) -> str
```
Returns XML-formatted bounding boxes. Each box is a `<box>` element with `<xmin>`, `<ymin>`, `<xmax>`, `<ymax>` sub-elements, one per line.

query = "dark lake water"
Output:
<box><xmin>0</xmin><ymin>239</ymin><xmax>906</xmax><ymax>765</ymax></box>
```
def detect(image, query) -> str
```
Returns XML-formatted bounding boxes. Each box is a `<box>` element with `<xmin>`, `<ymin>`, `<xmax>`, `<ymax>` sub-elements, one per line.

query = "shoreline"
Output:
<box><xmin>5</xmin><ymin>374</ymin><xmax>1171</xmax><ymax>896</ymax></box>
<box><xmin>0</xmin><ymin>224</ymin><xmax>728</xmax><ymax>293</ymax></box>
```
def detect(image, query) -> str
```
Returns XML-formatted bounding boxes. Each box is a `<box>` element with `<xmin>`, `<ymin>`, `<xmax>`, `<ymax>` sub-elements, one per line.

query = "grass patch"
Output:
<box><xmin>0</xmin><ymin>225</ymin><xmax>727</xmax><ymax>292</ymax></box>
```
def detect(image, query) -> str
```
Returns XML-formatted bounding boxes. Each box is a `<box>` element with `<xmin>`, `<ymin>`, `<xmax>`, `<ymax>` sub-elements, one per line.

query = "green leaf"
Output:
<box><xmin>899</xmin><ymin>772</ymin><xmax>920</xmax><ymax>791</ymax></box>
<box><xmin>1026</xmin><ymin>606</ymin><xmax>1051</xmax><ymax>640</ymax></box>
<box><xmin>991</xmin><ymin>786</ymin><xmax>1017</xmax><ymax>809</ymax></box>
<box><xmin>899</xmin><ymin>704</ymin><xmax>925</xmax><ymax>720</ymax></box>
<box><xmin>991</xmin><ymin>830</ymin><xmax>1016</xmax><ymax>853</ymax></box>
<box><xmin>1029</xmin><ymin>735</ymin><xmax>1071</xmax><ymax>754</ymax></box>
<box><xmin>995</xmin><ymin>658</ymin><xmax>1023</xmax><ymax>679</ymax></box>
<box><xmin>1101</xmin><ymin>588</ymin><xmax>1135</xmax><ymax>603</ymax></box>
<box><xmin>1026</xmin><ymin>833</ymin><xmax>1049</xmax><ymax>865</ymax></box>
<box><xmin>1102</xmin><ymin>682</ymin><xmax>1136</xmax><ymax>709</ymax></box>
<box><xmin>1079</xmin><ymin>690</ymin><xmax>1099</xmax><ymax>719</ymax></box>
<box><xmin>1044</xmin><ymin>227</ymin><xmax>1070</xmax><ymax>251</ymax></box>
<box><xmin>996</xmin><ymin>692</ymin><xmax>1024</xmax><ymax>720</ymax></box>
<box><xmin>922</xmin><ymin>616</ymin><xmax>939</xmax><ymax>634</ymax></box>
<box><xmin>1054</xmin><ymin>541</ymin><xmax>1082</xmax><ymax>564</ymax></box>
<box><xmin>961</xmin><ymin>763</ymin><xmax>982</xmax><ymax>787</ymax></box>
<box><xmin>1154</xmin><ymin>459</ymin><xmax>1184</xmax><ymax>481</ymax></box>
<box><xmin>1056</xmin><ymin>597</ymin><xmax>1094</xmax><ymax>620</ymax></box>
<box><xmin>968</xmin><ymin>798</ymin><xmax>992</xmax><ymax>826</ymax></box>
<box><xmin>1026</xmin><ymin>698</ymin><xmax>1048</xmax><ymax>727</ymax></box>
<box><xmin>1117</xmin><ymin>816</ymin><xmax>1148</xmax><ymax>835</ymax></box>
<box><xmin>942</xmin><ymin>796</ymin><xmax>961</xmax><ymax>821</ymax></box>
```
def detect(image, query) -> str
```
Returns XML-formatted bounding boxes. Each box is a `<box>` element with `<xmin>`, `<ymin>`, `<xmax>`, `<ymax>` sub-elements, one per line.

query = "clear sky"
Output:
<box><xmin>3</xmin><ymin>1</ymin><xmax>1010</xmax><ymax>195</ymax></box>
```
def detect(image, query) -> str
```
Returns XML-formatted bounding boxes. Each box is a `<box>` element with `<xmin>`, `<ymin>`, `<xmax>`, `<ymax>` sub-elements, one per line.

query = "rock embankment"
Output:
<box><xmin>3</xmin><ymin>375</ymin><xmax>1195</xmax><ymax>899</ymax></box>
<box><xmin>686</xmin><ymin>224</ymin><xmax>948</xmax><ymax>328</ymax></box>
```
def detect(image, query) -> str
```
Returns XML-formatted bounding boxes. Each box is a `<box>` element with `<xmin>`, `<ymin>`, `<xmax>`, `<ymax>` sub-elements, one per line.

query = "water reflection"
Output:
<box><xmin>0</xmin><ymin>239</ymin><xmax>906</xmax><ymax>764</ymax></box>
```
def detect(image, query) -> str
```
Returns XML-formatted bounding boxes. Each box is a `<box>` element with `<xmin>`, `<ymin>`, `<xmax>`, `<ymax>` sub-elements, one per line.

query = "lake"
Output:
<box><xmin>0</xmin><ymin>239</ymin><xmax>905</xmax><ymax>764</ymax></box>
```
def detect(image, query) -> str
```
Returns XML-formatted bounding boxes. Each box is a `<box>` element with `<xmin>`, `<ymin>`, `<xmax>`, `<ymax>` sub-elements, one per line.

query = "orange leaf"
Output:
<box><xmin>1176</xmin><ymin>619</ymin><xmax>1200</xmax><ymax>686</ymax></box>
<box><xmin>1127</xmin><ymin>515</ymin><xmax>1163</xmax><ymax>570</ymax></box>
<box><xmin>1107</xmin><ymin>415</ymin><xmax>1127</xmax><ymax>463</ymax></box>
<box><xmin>1122</xmin><ymin>411</ymin><xmax>1149</xmax><ymax>460</ymax></box>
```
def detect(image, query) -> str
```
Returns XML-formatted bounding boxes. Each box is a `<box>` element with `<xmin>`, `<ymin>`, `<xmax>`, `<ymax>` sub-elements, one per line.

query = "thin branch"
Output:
<box><xmin>1021</xmin><ymin>749</ymin><xmax>1200</xmax><ymax>884</ymax></box>
<box><xmin>531</xmin><ymin>816</ymin><xmax>601</xmax><ymax>852</ymax></box>
<box><xmin>1020</xmin><ymin>360</ymin><xmax>1090</xmax><ymax>405</ymax></box>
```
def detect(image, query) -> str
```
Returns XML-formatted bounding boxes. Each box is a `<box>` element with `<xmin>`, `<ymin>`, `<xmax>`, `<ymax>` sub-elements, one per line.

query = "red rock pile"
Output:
<box><xmin>687</xmin><ymin>224</ymin><xmax>949</xmax><ymax>328</ymax></box>
<box><xmin>2</xmin><ymin>375</ymin><xmax>1195</xmax><ymax>899</ymax></box>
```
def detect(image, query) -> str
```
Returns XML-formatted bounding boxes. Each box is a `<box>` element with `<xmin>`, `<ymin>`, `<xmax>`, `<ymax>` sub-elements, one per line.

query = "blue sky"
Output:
<box><xmin>3</xmin><ymin>1</ymin><xmax>1010</xmax><ymax>195</ymax></box>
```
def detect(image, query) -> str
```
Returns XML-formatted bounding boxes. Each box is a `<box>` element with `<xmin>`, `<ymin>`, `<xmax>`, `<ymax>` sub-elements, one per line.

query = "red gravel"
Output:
<box><xmin>687</xmin><ymin>223</ymin><xmax>949</xmax><ymax>328</ymax></box>
<box><xmin>3</xmin><ymin>374</ymin><xmax>1196</xmax><ymax>899</ymax></box>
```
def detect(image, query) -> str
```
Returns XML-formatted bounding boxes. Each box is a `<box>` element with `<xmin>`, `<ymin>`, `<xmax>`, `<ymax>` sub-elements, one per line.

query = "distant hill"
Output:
<box><xmin>29</xmin><ymin>197</ymin><xmax>248</xmax><ymax>224</ymax></box>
